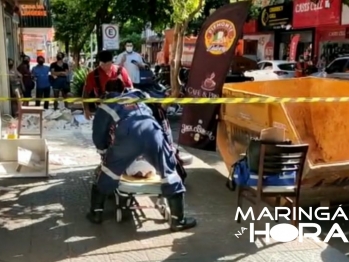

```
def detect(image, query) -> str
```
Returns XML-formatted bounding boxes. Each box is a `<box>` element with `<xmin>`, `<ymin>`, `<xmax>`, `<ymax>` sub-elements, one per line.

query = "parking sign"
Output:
<box><xmin>102</xmin><ymin>24</ymin><xmax>119</xmax><ymax>50</ymax></box>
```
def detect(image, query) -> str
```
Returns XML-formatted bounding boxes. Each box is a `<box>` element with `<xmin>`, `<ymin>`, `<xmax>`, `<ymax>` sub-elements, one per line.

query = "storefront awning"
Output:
<box><xmin>16</xmin><ymin>0</ymin><xmax>43</xmax><ymax>4</ymax></box>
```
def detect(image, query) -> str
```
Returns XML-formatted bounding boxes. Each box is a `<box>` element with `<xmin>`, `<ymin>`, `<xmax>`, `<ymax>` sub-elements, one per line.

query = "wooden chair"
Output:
<box><xmin>236</xmin><ymin>143</ymin><xmax>309</xmax><ymax>227</ymax></box>
<box><xmin>15</xmin><ymin>88</ymin><xmax>44</xmax><ymax>138</ymax></box>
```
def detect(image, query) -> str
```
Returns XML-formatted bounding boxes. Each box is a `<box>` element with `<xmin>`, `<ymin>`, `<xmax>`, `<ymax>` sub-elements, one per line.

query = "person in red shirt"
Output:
<box><xmin>83</xmin><ymin>50</ymin><xmax>132</xmax><ymax>120</ymax></box>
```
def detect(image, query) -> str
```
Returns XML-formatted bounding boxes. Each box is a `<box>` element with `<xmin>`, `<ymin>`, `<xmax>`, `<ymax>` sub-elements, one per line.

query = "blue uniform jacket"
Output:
<box><xmin>92</xmin><ymin>88</ymin><xmax>152</xmax><ymax>154</ymax></box>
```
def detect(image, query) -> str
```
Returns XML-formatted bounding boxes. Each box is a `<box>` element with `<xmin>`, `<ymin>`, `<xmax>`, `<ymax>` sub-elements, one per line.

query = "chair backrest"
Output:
<box><xmin>258</xmin><ymin>143</ymin><xmax>309</xmax><ymax>189</ymax></box>
<box><xmin>14</xmin><ymin>88</ymin><xmax>22</xmax><ymax>113</ymax></box>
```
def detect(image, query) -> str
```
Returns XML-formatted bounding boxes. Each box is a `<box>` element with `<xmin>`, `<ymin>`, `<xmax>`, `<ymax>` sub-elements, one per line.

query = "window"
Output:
<box><xmin>326</xmin><ymin>59</ymin><xmax>349</xmax><ymax>73</ymax></box>
<box><xmin>263</xmin><ymin>62</ymin><xmax>273</xmax><ymax>70</ymax></box>
<box><xmin>257</xmin><ymin>62</ymin><xmax>264</xmax><ymax>69</ymax></box>
<box><xmin>278</xmin><ymin>63</ymin><xmax>296</xmax><ymax>71</ymax></box>
<box><xmin>4</xmin><ymin>15</ymin><xmax>14</xmax><ymax>61</ymax></box>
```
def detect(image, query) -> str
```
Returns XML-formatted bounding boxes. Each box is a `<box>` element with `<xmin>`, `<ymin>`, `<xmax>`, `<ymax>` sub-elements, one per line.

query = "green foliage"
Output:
<box><xmin>71</xmin><ymin>68</ymin><xmax>89</xmax><ymax>96</ymax></box>
<box><xmin>187</xmin><ymin>0</ymin><xmax>229</xmax><ymax>34</ymax></box>
<box><xmin>51</xmin><ymin>0</ymin><xmax>174</xmax><ymax>53</ymax></box>
<box><xmin>51</xmin><ymin>0</ymin><xmax>97</xmax><ymax>54</ymax></box>
<box><xmin>170</xmin><ymin>0</ymin><xmax>204</xmax><ymax>24</ymax></box>
<box><xmin>249</xmin><ymin>5</ymin><xmax>262</xmax><ymax>20</ymax></box>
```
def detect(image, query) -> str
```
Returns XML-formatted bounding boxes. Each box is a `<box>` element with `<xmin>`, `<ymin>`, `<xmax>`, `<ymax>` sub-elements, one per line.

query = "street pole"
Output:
<box><xmin>0</xmin><ymin>5</ymin><xmax>10</xmax><ymax>117</ymax></box>
<box><xmin>90</xmin><ymin>32</ymin><xmax>93</xmax><ymax>69</ymax></box>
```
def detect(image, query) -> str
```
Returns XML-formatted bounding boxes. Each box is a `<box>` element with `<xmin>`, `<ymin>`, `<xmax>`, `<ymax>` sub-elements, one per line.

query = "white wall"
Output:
<box><xmin>243</xmin><ymin>34</ymin><xmax>275</xmax><ymax>61</ymax></box>
<box><xmin>342</xmin><ymin>4</ymin><xmax>349</xmax><ymax>25</ymax></box>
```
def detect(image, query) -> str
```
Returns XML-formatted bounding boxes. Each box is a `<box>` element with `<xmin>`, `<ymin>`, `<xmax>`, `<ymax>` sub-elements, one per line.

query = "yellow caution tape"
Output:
<box><xmin>1</xmin><ymin>97</ymin><xmax>349</xmax><ymax>103</ymax></box>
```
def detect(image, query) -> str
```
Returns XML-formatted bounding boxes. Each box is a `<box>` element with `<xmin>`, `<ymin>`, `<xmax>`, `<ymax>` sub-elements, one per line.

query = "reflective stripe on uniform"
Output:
<box><xmin>101</xmin><ymin>165</ymin><xmax>121</xmax><ymax>180</ymax></box>
<box><xmin>97</xmin><ymin>149</ymin><xmax>107</xmax><ymax>154</ymax></box>
<box><xmin>161</xmin><ymin>173</ymin><xmax>181</xmax><ymax>183</ymax></box>
<box><xmin>99</xmin><ymin>104</ymin><xmax>120</xmax><ymax>122</ymax></box>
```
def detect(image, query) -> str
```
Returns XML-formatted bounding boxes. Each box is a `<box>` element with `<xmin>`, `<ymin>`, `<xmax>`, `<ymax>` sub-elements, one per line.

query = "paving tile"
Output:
<box><xmin>0</xmin><ymin>129</ymin><xmax>349</xmax><ymax>262</ymax></box>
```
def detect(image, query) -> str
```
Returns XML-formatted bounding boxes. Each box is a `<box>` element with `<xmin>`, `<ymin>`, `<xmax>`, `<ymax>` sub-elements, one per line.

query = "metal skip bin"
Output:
<box><xmin>217</xmin><ymin>77</ymin><xmax>349</xmax><ymax>206</ymax></box>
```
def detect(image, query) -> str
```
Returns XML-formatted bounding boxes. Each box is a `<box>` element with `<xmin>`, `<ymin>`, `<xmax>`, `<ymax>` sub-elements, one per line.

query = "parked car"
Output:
<box><xmin>244</xmin><ymin>60</ymin><xmax>296</xmax><ymax>81</ymax></box>
<box><xmin>311</xmin><ymin>56</ymin><xmax>349</xmax><ymax>80</ymax></box>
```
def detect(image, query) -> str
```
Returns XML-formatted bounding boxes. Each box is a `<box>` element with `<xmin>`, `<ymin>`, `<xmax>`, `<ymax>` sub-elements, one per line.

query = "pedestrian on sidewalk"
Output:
<box><xmin>82</xmin><ymin>50</ymin><xmax>132</xmax><ymax>120</ymax></box>
<box><xmin>8</xmin><ymin>58</ymin><xmax>23</xmax><ymax>116</ymax></box>
<box><xmin>50</xmin><ymin>52</ymin><xmax>69</xmax><ymax>110</ymax></box>
<box><xmin>115</xmin><ymin>41</ymin><xmax>145</xmax><ymax>89</ymax></box>
<box><xmin>17</xmin><ymin>55</ymin><xmax>34</xmax><ymax>105</ymax></box>
<box><xmin>32</xmin><ymin>56</ymin><xmax>51</xmax><ymax>109</ymax></box>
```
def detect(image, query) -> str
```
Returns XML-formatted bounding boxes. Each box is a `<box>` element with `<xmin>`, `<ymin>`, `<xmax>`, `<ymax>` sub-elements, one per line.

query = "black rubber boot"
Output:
<box><xmin>167</xmin><ymin>193</ymin><xmax>197</xmax><ymax>232</ymax></box>
<box><xmin>86</xmin><ymin>184</ymin><xmax>106</xmax><ymax>224</ymax></box>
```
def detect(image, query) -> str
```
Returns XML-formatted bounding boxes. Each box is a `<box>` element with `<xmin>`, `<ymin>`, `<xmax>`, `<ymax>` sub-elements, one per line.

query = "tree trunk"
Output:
<box><xmin>64</xmin><ymin>39</ymin><xmax>70</xmax><ymax>55</ymax></box>
<box><xmin>96</xmin><ymin>21</ymin><xmax>103</xmax><ymax>53</ymax></box>
<box><xmin>170</xmin><ymin>23</ymin><xmax>183</xmax><ymax>98</ymax></box>
<box><xmin>72</xmin><ymin>51</ymin><xmax>80</xmax><ymax>69</ymax></box>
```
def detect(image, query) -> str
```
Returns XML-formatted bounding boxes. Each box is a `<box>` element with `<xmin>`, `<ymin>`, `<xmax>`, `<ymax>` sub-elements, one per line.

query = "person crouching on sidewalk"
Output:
<box><xmin>86</xmin><ymin>79</ymin><xmax>197</xmax><ymax>232</ymax></box>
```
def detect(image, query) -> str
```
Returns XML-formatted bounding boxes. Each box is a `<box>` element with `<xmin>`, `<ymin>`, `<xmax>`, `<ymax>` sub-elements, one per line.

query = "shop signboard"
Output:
<box><xmin>293</xmin><ymin>0</ymin><xmax>341</xmax><ymax>28</ymax></box>
<box><xmin>23</xmin><ymin>34</ymin><xmax>46</xmax><ymax>62</ymax></box>
<box><xmin>179</xmin><ymin>2</ymin><xmax>250</xmax><ymax>151</ymax></box>
<box><xmin>19</xmin><ymin>2</ymin><xmax>53</xmax><ymax>28</ymax></box>
<box><xmin>257</xmin><ymin>2</ymin><xmax>293</xmax><ymax>31</ymax></box>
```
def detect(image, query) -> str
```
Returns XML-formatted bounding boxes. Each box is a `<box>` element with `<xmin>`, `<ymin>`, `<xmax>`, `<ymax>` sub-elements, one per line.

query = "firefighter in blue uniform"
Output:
<box><xmin>86</xmin><ymin>79</ymin><xmax>197</xmax><ymax>232</ymax></box>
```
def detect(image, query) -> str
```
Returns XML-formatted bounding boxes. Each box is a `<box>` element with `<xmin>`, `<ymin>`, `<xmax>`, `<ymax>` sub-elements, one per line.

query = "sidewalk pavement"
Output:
<box><xmin>0</xmin><ymin>127</ymin><xmax>349</xmax><ymax>261</ymax></box>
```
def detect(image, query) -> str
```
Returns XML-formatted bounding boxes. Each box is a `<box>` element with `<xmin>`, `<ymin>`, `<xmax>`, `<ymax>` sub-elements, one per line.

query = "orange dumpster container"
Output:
<box><xmin>217</xmin><ymin>77</ymin><xmax>349</xmax><ymax>206</ymax></box>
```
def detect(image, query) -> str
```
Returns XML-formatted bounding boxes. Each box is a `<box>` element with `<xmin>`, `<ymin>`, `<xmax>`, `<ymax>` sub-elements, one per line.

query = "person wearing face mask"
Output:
<box><xmin>17</xmin><ymin>56</ymin><xmax>34</xmax><ymax>104</ymax></box>
<box><xmin>116</xmin><ymin>41</ymin><xmax>145</xmax><ymax>88</ymax></box>
<box><xmin>83</xmin><ymin>50</ymin><xmax>133</xmax><ymax>120</ymax></box>
<box><xmin>32</xmin><ymin>56</ymin><xmax>51</xmax><ymax>109</ymax></box>
<box><xmin>50</xmin><ymin>52</ymin><xmax>69</xmax><ymax>110</ymax></box>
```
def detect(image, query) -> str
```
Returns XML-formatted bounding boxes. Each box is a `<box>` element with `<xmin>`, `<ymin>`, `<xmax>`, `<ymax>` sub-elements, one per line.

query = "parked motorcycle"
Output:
<box><xmin>154</xmin><ymin>64</ymin><xmax>171</xmax><ymax>87</ymax></box>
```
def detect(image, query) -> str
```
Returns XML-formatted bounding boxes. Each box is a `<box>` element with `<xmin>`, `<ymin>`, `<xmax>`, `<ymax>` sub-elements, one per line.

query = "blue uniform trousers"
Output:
<box><xmin>96</xmin><ymin>115</ymin><xmax>185</xmax><ymax>197</ymax></box>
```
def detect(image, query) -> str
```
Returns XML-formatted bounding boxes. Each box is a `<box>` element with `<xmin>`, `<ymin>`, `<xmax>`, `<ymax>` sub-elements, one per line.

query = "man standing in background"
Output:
<box><xmin>50</xmin><ymin>52</ymin><xmax>69</xmax><ymax>110</ymax></box>
<box><xmin>32</xmin><ymin>56</ymin><xmax>51</xmax><ymax>109</ymax></box>
<box><xmin>116</xmin><ymin>41</ymin><xmax>145</xmax><ymax>88</ymax></box>
<box><xmin>17</xmin><ymin>55</ymin><xmax>34</xmax><ymax>105</ymax></box>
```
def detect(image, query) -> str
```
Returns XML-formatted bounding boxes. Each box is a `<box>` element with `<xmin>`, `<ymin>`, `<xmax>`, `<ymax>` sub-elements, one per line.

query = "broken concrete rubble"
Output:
<box><xmin>20</xmin><ymin>108</ymin><xmax>93</xmax><ymax>131</ymax></box>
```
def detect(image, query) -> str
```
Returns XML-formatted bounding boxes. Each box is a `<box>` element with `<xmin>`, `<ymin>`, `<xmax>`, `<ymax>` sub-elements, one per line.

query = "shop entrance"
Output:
<box><xmin>274</xmin><ymin>29</ymin><xmax>315</xmax><ymax>60</ymax></box>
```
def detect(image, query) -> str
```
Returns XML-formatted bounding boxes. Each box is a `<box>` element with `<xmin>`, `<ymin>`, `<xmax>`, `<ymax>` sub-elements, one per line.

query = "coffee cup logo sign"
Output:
<box><xmin>186</xmin><ymin>71</ymin><xmax>220</xmax><ymax>98</ymax></box>
<box><xmin>204</xmin><ymin>19</ymin><xmax>236</xmax><ymax>55</ymax></box>
<box><xmin>181</xmin><ymin>119</ymin><xmax>216</xmax><ymax>142</ymax></box>
<box><xmin>186</xmin><ymin>87</ymin><xmax>219</xmax><ymax>98</ymax></box>
<box><xmin>295</xmin><ymin>0</ymin><xmax>331</xmax><ymax>13</ymax></box>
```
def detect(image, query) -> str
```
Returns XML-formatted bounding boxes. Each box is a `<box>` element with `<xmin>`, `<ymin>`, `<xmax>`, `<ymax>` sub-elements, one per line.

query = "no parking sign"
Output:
<box><xmin>102</xmin><ymin>24</ymin><xmax>119</xmax><ymax>50</ymax></box>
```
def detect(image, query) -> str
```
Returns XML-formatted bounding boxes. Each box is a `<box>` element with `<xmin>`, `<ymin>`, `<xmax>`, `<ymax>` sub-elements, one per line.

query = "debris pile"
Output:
<box><xmin>21</xmin><ymin>108</ymin><xmax>92</xmax><ymax>131</ymax></box>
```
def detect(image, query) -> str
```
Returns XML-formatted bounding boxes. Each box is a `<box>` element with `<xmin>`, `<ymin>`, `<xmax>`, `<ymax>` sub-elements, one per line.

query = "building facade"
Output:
<box><xmin>0</xmin><ymin>0</ymin><xmax>41</xmax><ymax>114</ymax></box>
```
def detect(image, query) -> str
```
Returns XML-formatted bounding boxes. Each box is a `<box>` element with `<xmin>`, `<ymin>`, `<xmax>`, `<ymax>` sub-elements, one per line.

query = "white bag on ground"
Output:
<box><xmin>126</xmin><ymin>159</ymin><xmax>156</xmax><ymax>177</ymax></box>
